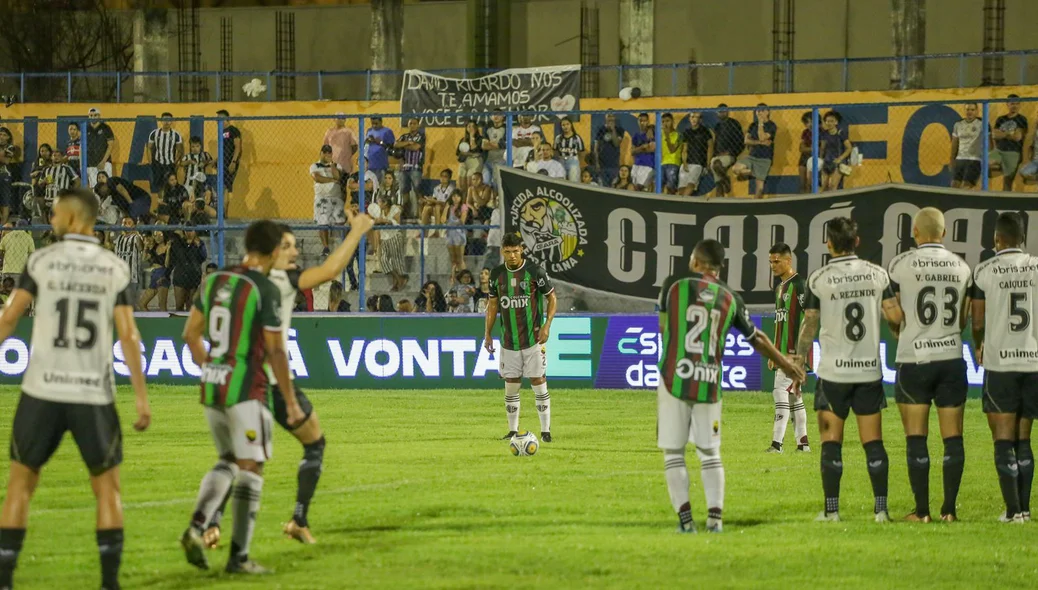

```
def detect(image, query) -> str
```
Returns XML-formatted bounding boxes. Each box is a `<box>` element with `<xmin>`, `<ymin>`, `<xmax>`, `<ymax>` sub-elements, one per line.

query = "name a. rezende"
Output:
<box><xmin>200</xmin><ymin>364</ymin><xmax>233</xmax><ymax>385</ymax></box>
<box><xmin>839</xmin><ymin>289</ymin><xmax>876</xmax><ymax>299</ymax></box>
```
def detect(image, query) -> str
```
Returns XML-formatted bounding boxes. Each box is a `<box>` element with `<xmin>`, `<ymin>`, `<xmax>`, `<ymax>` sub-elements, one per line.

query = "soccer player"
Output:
<box><xmin>794</xmin><ymin>217</ymin><xmax>903</xmax><ymax>523</ymax></box>
<box><xmin>203</xmin><ymin>211</ymin><xmax>374</xmax><ymax>546</ymax></box>
<box><xmin>0</xmin><ymin>188</ymin><xmax>151</xmax><ymax>590</ymax></box>
<box><xmin>767</xmin><ymin>242</ymin><xmax>811</xmax><ymax>453</ymax></box>
<box><xmin>658</xmin><ymin>240</ymin><xmax>805</xmax><ymax>533</ymax></box>
<box><xmin>887</xmin><ymin>208</ymin><xmax>972</xmax><ymax>523</ymax></box>
<box><xmin>179</xmin><ymin>220</ymin><xmax>304</xmax><ymax>574</ymax></box>
<box><xmin>971</xmin><ymin>211</ymin><xmax>1038</xmax><ymax>523</ymax></box>
<box><xmin>483</xmin><ymin>233</ymin><xmax>558</xmax><ymax>442</ymax></box>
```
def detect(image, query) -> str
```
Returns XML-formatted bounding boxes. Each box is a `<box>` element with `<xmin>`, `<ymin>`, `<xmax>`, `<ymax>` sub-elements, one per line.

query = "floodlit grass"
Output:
<box><xmin>2</xmin><ymin>386</ymin><xmax>1036</xmax><ymax>589</ymax></box>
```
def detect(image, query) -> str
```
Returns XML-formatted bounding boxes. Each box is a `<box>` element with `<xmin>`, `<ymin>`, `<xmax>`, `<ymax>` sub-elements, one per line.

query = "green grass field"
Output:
<box><xmin>3</xmin><ymin>385</ymin><xmax>1038</xmax><ymax>589</ymax></box>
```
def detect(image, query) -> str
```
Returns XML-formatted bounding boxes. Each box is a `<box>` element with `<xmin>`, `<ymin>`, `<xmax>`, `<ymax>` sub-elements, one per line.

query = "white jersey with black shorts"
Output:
<box><xmin>10</xmin><ymin>234</ymin><xmax>132</xmax><ymax>475</ymax></box>
<box><xmin>972</xmin><ymin>248</ymin><xmax>1038</xmax><ymax>418</ymax></box>
<box><xmin>804</xmin><ymin>255</ymin><xmax>894</xmax><ymax>420</ymax></box>
<box><xmin>266</xmin><ymin>268</ymin><xmax>314</xmax><ymax>430</ymax></box>
<box><xmin>888</xmin><ymin>243</ymin><xmax>972</xmax><ymax>408</ymax></box>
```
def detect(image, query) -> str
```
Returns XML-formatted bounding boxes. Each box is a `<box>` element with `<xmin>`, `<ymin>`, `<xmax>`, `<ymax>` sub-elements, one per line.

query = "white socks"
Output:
<box><xmin>696</xmin><ymin>445</ymin><xmax>725</xmax><ymax>517</ymax></box>
<box><xmin>505</xmin><ymin>381</ymin><xmax>521</xmax><ymax>432</ymax></box>
<box><xmin>772</xmin><ymin>388</ymin><xmax>791</xmax><ymax>445</ymax></box>
<box><xmin>191</xmin><ymin>460</ymin><xmax>239</xmax><ymax>530</ymax></box>
<box><xmin>230</xmin><ymin>470</ymin><xmax>263</xmax><ymax>559</ymax></box>
<box><xmin>532</xmin><ymin>382</ymin><xmax>551</xmax><ymax>433</ymax></box>
<box><xmin>663</xmin><ymin>450</ymin><xmax>691</xmax><ymax>513</ymax></box>
<box><xmin>791</xmin><ymin>396</ymin><xmax>808</xmax><ymax>443</ymax></box>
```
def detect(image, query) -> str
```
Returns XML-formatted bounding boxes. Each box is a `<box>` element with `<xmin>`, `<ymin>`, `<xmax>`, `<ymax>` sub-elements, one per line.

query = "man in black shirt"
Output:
<box><xmin>991</xmin><ymin>94</ymin><xmax>1028</xmax><ymax>191</ymax></box>
<box><xmin>679</xmin><ymin>112</ymin><xmax>713</xmax><ymax>196</ymax></box>
<box><xmin>594</xmin><ymin>112</ymin><xmax>626</xmax><ymax>187</ymax></box>
<box><xmin>217</xmin><ymin>109</ymin><xmax>242</xmax><ymax>216</ymax></box>
<box><xmin>709</xmin><ymin>104</ymin><xmax>744</xmax><ymax>197</ymax></box>
<box><xmin>85</xmin><ymin>107</ymin><xmax>115</xmax><ymax>188</ymax></box>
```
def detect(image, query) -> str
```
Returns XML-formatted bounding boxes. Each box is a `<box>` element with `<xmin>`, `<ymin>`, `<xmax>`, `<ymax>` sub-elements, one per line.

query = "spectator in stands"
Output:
<box><xmin>457</xmin><ymin>120</ymin><xmax>485</xmax><ymax>193</ymax></box>
<box><xmin>447</xmin><ymin>286</ymin><xmax>472</xmax><ymax>313</ymax></box>
<box><xmin>179</xmin><ymin>136</ymin><xmax>215</xmax><ymax>200</ymax></box>
<box><xmin>631</xmin><ymin>113</ymin><xmax>656</xmax><ymax>191</ymax></box>
<box><xmin>374</xmin><ymin>191</ymin><xmax>407</xmax><ymax>291</ymax></box>
<box><xmin>312</xmin><ymin>144</ymin><xmax>345</xmax><ymax>257</ymax></box>
<box><xmin>328</xmin><ymin>280</ymin><xmax>351</xmax><ymax>312</ymax></box>
<box><xmin>188</xmin><ymin>185</ymin><xmax>217</xmax><ymax>225</ymax></box>
<box><xmin>113</xmin><ymin>216</ymin><xmax>144</xmax><ymax>307</ymax></box>
<box><xmin>0</xmin><ymin>277</ymin><xmax>13</xmax><ymax>304</ymax></box>
<box><xmin>950</xmin><ymin>102</ymin><xmax>986</xmax><ymax>190</ymax></box>
<box><xmin>415</xmin><ymin>280</ymin><xmax>447</xmax><ymax>313</ymax></box>
<box><xmin>816</xmin><ymin>110</ymin><xmax>853</xmax><ymax>192</ymax></box>
<box><xmin>442</xmin><ymin>189</ymin><xmax>471</xmax><ymax>277</ymax></box>
<box><xmin>798</xmin><ymin>111</ymin><xmax>813</xmax><ymax>193</ymax></box>
<box><xmin>95</xmin><ymin>229</ymin><xmax>114</xmax><ymax>252</ymax></box>
<box><xmin>483</xmin><ymin>109</ymin><xmax>507</xmax><ymax>187</ymax></box>
<box><xmin>64</xmin><ymin>123</ymin><xmax>82</xmax><ymax>173</ymax></box>
<box><xmin>364</xmin><ymin>116</ymin><xmax>395</xmax><ymax>181</ymax></box>
<box><xmin>484</xmin><ymin>200</ymin><xmax>502</xmax><ymax>269</ymax></box>
<box><xmin>39</xmin><ymin>149</ymin><xmax>80</xmax><ymax>216</ymax></box>
<box><xmin>395</xmin><ymin>116</ymin><xmax>426</xmax><ymax>221</ymax></box>
<box><xmin>378</xmin><ymin>294</ymin><xmax>395</xmax><ymax>313</ymax></box>
<box><xmin>580</xmin><ymin>169</ymin><xmax>598</xmax><ymax>186</ymax></box>
<box><xmin>156</xmin><ymin>172</ymin><xmax>189</xmax><ymax>224</ymax></box>
<box><xmin>533</xmin><ymin>144</ymin><xmax>566</xmax><ymax>178</ymax></box>
<box><xmin>554</xmin><ymin>117</ymin><xmax>586</xmax><ymax>183</ymax></box>
<box><xmin>659</xmin><ymin>113</ymin><xmax>682</xmax><ymax>194</ymax></box>
<box><xmin>710</xmin><ymin>103</ymin><xmax>744</xmax><ymax>197</ymax></box>
<box><xmin>0</xmin><ymin>128</ymin><xmax>17</xmax><ymax>223</ymax></box>
<box><xmin>451</xmin><ymin>269</ymin><xmax>476</xmax><ymax>313</ymax></box>
<box><xmin>474</xmin><ymin>267</ymin><xmax>492</xmax><ymax>313</ymax></box>
<box><xmin>731</xmin><ymin>103</ymin><xmax>777</xmax><ymax>199</ymax></box>
<box><xmin>168</xmin><ymin>225</ymin><xmax>207</xmax><ymax>311</ymax></box>
<box><xmin>679</xmin><ymin>111</ymin><xmax>713</xmax><ymax>197</ymax></box>
<box><xmin>366</xmin><ymin>295</ymin><xmax>379</xmax><ymax>312</ymax></box>
<box><xmin>85</xmin><ymin>107</ymin><xmax>114</xmax><ymax>187</ymax></box>
<box><xmin>467</xmin><ymin>171</ymin><xmax>493</xmax><ymax>224</ymax></box>
<box><xmin>613</xmin><ymin>165</ymin><xmax>635</xmax><ymax>191</ymax></box>
<box><xmin>991</xmin><ymin>94</ymin><xmax>1028</xmax><ymax>191</ymax></box>
<box><xmin>0</xmin><ymin>221</ymin><xmax>34</xmax><ymax>280</ymax></box>
<box><xmin>1019</xmin><ymin>131</ymin><xmax>1038</xmax><ymax>186</ymax></box>
<box><xmin>94</xmin><ymin>171</ymin><xmax>150</xmax><ymax>220</ymax></box>
<box><xmin>422</xmin><ymin>168</ymin><xmax>453</xmax><ymax>231</ymax></box>
<box><xmin>397</xmin><ymin>298</ymin><xmax>413</xmax><ymax>313</ymax></box>
<box><xmin>323</xmin><ymin>112</ymin><xmax>358</xmax><ymax>175</ymax></box>
<box><xmin>216</xmin><ymin>109</ymin><xmax>242</xmax><ymax>215</ymax></box>
<box><xmin>139</xmin><ymin>229</ymin><xmax>170</xmax><ymax>311</ymax></box>
<box><xmin>28</xmin><ymin>144</ymin><xmax>53</xmax><ymax>217</ymax></box>
<box><xmin>595</xmin><ymin>111</ymin><xmax>626</xmax><ymax>187</ymax></box>
<box><xmin>511</xmin><ymin>114</ymin><xmax>543</xmax><ymax>169</ymax></box>
<box><xmin>147</xmin><ymin>112</ymin><xmax>183</xmax><ymax>202</ymax></box>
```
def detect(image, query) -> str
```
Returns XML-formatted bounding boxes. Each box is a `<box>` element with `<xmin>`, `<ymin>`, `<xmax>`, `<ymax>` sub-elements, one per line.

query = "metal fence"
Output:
<box><xmin>5</xmin><ymin>50</ymin><xmax>1038</xmax><ymax>103</ymax></box>
<box><xmin>1</xmin><ymin>96</ymin><xmax>1037</xmax><ymax>312</ymax></box>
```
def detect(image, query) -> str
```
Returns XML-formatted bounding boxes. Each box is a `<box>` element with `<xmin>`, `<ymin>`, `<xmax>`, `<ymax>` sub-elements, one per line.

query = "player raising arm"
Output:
<box><xmin>484</xmin><ymin>233</ymin><xmax>558</xmax><ymax>442</ymax></box>
<box><xmin>203</xmin><ymin>210</ymin><xmax>374</xmax><ymax>547</ymax></box>
<box><xmin>657</xmin><ymin>240</ymin><xmax>805</xmax><ymax>534</ymax></box>
<box><xmin>179</xmin><ymin>220</ymin><xmax>303</xmax><ymax>575</ymax></box>
<box><xmin>971</xmin><ymin>211</ymin><xmax>1038</xmax><ymax>523</ymax></box>
<box><xmin>794</xmin><ymin>217</ymin><xmax>903</xmax><ymax>523</ymax></box>
<box><xmin>0</xmin><ymin>188</ymin><xmax>149</xmax><ymax>590</ymax></box>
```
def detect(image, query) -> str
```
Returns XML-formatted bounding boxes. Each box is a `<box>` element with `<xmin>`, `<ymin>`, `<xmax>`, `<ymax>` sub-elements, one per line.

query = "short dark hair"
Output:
<box><xmin>440</xmin><ymin>168</ymin><xmax>453</xmax><ymax>179</ymax></box>
<box><xmin>278</xmin><ymin>223</ymin><xmax>292</xmax><ymax>236</ymax></box>
<box><xmin>502</xmin><ymin>233</ymin><xmax>524</xmax><ymax>249</ymax></box>
<box><xmin>823</xmin><ymin>110</ymin><xmax>842</xmax><ymax>123</ymax></box>
<box><xmin>801</xmin><ymin>111</ymin><xmax>812</xmax><ymax>124</ymax></box>
<box><xmin>1008</xmin><ymin>93</ymin><xmax>1020</xmax><ymax>99</ymax></box>
<box><xmin>717</xmin><ymin>103</ymin><xmax>728</xmax><ymax>108</ymax></box>
<box><xmin>160</xmin><ymin>112</ymin><xmax>173</xmax><ymax>118</ymax></box>
<box><xmin>205</xmin><ymin>262</ymin><xmax>218</xmax><ymax>271</ymax></box>
<box><xmin>826</xmin><ymin>217</ymin><xmax>858</xmax><ymax>253</ymax></box>
<box><xmin>189</xmin><ymin>136</ymin><xmax>202</xmax><ymax>144</ymax></box>
<box><xmin>661</xmin><ymin>112</ymin><xmax>673</xmax><ymax>121</ymax></box>
<box><xmin>216</xmin><ymin>109</ymin><xmax>230</xmax><ymax>117</ymax></box>
<box><xmin>769</xmin><ymin>242</ymin><xmax>792</xmax><ymax>256</ymax></box>
<box><xmin>57</xmin><ymin>188</ymin><xmax>99</xmax><ymax>221</ymax></box>
<box><xmin>693</xmin><ymin>239</ymin><xmax>725</xmax><ymax>269</ymax></box>
<box><xmin>995</xmin><ymin>211</ymin><xmax>1026</xmax><ymax>247</ymax></box>
<box><xmin>244</xmin><ymin>220</ymin><xmax>283</xmax><ymax>256</ymax></box>
<box><xmin>638</xmin><ymin>112</ymin><xmax>649</xmax><ymax>119</ymax></box>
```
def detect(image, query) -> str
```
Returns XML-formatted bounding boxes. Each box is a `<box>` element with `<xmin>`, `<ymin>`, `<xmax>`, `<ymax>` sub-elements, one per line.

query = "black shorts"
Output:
<box><xmin>151</xmin><ymin>163</ymin><xmax>176</xmax><ymax>191</ymax></box>
<box><xmin>814</xmin><ymin>378</ymin><xmax>886</xmax><ymax>420</ymax></box>
<box><xmin>983</xmin><ymin>370</ymin><xmax>1038</xmax><ymax>418</ymax></box>
<box><xmin>271</xmin><ymin>384</ymin><xmax>314</xmax><ymax>431</ymax></box>
<box><xmin>9</xmin><ymin>393</ymin><xmax>122</xmax><ymax>475</ymax></box>
<box><xmin>895</xmin><ymin>359</ymin><xmax>968</xmax><ymax>408</ymax></box>
<box><xmin>953</xmin><ymin>160</ymin><xmax>981</xmax><ymax>184</ymax></box>
<box><xmin>223</xmin><ymin>165</ymin><xmax>238</xmax><ymax>191</ymax></box>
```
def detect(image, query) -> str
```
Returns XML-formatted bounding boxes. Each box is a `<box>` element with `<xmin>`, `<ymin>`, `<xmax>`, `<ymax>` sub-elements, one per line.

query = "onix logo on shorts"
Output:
<box><xmin>509</xmin><ymin>186</ymin><xmax>588</xmax><ymax>274</ymax></box>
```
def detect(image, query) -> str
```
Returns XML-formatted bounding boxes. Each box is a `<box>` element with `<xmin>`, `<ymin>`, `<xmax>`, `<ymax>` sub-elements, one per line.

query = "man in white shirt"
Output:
<box><xmin>533</xmin><ymin>144</ymin><xmax>566</xmax><ymax>179</ymax></box>
<box><xmin>311</xmin><ymin>145</ymin><xmax>345</xmax><ymax>257</ymax></box>
<box><xmin>511</xmin><ymin>115</ymin><xmax>543</xmax><ymax>169</ymax></box>
<box><xmin>950</xmin><ymin>103</ymin><xmax>988</xmax><ymax>190</ymax></box>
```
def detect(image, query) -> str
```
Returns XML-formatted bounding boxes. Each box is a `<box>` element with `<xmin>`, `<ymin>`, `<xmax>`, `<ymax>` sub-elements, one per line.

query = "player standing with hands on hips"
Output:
<box><xmin>767</xmin><ymin>242</ymin><xmax>811</xmax><ymax>453</ymax></box>
<box><xmin>0</xmin><ymin>188</ymin><xmax>151</xmax><ymax>590</ymax></box>
<box><xmin>484</xmin><ymin>233</ymin><xmax>557</xmax><ymax>442</ymax></box>
<box><xmin>658</xmin><ymin>240</ymin><xmax>805</xmax><ymax>534</ymax></box>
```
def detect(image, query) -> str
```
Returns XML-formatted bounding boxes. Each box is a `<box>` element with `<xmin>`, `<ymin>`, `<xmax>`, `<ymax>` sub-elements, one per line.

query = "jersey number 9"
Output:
<box><xmin>208</xmin><ymin>307</ymin><xmax>232</xmax><ymax>358</ymax></box>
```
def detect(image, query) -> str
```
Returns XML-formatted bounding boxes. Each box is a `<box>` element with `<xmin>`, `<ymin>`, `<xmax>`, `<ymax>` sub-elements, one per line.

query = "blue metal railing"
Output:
<box><xmin>4</xmin><ymin>50</ymin><xmax>1037</xmax><ymax>103</ymax></box>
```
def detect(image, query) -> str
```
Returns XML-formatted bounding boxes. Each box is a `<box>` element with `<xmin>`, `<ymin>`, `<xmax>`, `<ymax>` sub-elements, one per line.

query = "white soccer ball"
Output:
<box><xmin>509</xmin><ymin>431</ymin><xmax>539</xmax><ymax>457</ymax></box>
<box><xmin>458</xmin><ymin>141</ymin><xmax>471</xmax><ymax>154</ymax></box>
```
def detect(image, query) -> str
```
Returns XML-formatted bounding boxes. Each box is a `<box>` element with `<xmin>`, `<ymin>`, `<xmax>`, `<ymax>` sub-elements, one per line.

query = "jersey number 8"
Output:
<box><xmin>684</xmin><ymin>305</ymin><xmax>723</xmax><ymax>354</ymax></box>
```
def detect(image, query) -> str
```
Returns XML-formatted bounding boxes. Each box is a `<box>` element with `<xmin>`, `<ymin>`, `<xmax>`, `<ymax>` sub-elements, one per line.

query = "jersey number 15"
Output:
<box><xmin>53</xmin><ymin>298</ymin><xmax>99</xmax><ymax>350</ymax></box>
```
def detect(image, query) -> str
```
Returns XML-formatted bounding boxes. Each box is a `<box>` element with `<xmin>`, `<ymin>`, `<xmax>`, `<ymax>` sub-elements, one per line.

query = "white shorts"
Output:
<box><xmin>314</xmin><ymin>195</ymin><xmax>346</xmax><ymax>225</ymax></box>
<box><xmin>678</xmin><ymin>164</ymin><xmax>704</xmax><ymax>189</ymax></box>
<box><xmin>657</xmin><ymin>384</ymin><xmax>722</xmax><ymax>451</ymax></box>
<box><xmin>499</xmin><ymin>344</ymin><xmax>546</xmax><ymax>379</ymax></box>
<box><xmin>773</xmin><ymin>368</ymin><xmax>797</xmax><ymax>402</ymax></box>
<box><xmin>631</xmin><ymin>164</ymin><xmax>655</xmax><ymax>187</ymax></box>
<box><xmin>87</xmin><ymin>163</ymin><xmax>113</xmax><ymax>188</ymax></box>
<box><xmin>205</xmin><ymin>400</ymin><xmax>274</xmax><ymax>463</ymax></box>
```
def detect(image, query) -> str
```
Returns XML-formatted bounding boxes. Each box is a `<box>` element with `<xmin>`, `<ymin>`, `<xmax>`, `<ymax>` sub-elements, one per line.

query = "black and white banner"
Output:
<box><xmin>399</xmin><ymin>65</ymin><xmax>580</xmax><ymax>128</ymax></box>
<box><xmin>500</xmin><ymin>168</ymin><xmax>1038</xmax><ymax>305</ymax></box>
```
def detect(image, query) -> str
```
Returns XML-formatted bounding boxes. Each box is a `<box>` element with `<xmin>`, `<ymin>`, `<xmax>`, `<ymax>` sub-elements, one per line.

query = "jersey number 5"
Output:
<box><xmin>685</xmin><ymin>305</ymin><xmax>722</xmax><ymax>354</ymax></box>
<box><xmin>53</xmin><ymin>298</ymin><xmax>99</xmax><ymax>350</ymax></box>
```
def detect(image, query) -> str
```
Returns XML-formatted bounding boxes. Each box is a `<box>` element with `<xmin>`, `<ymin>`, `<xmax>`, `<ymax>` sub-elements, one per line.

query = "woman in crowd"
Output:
<box><xmin>473</xmin><ymin>267</ymin><xmax>493</xmax><ymax>313</ymax></box>
<box><xmin>138</xmin><ymin>229</ymin><xmax>171</xmax><ymax>311</ymax></box>
<box><xmin>798</xmin><ymin>111</ymin><xmax>813</xmax><ymax>193</ymax></box>
<box><xmin>415</xmin><ymin>280</ymin><xmax>447</xmax><ymax>313</ymax></box>
<box><xmin>167</xmin><ymin>225</ymin><xmax>208</xmax><ymax>311</ymax></box>
<box><xmin>457</xmin><ymin>120</ymin><xmax>485</xmax><ymax>194</ymax></box>
<box><xmin>452</xmin><ymin>268</ymin><xmax>476</xmax><ymax>313</ymax></box>
<box><xmin>158</xmin><ymin>172</ymin><xmax>190</xmax><ymax>224</ymax></box>
<box><xmin>375</xmin><ymin>192</ymin><xmax>408</xmax><ymax>291</ymax></box>
<box><xmin>580</xmin><ymin>168</ymin><xmax>599</xmax><ymax>186</ymax></box>
<box><xmin>378</xmin><ymin>294</ymin><xmax>395</xmax><ymax>312</ymax></box>
<box><xmin>421</xmin><ymin>168</ymin><xmax>454</xmax><ymax>235</ymax></box>
<box><xmin>613</xmin><ymin>165</ymin><xmax>635</xmax><ymax>191</ymax></box>
<box><xmin>554</xmin><ymin>117</ymin><xmax>586</xmax><ymax>183</ymax></box>
<box><xmin>329</xmin><ymin>280</ymin><xmax>351</xmax><ymax>312</ymax></box>
<box><xmin>466</xmin><ymin>171</ymin><xmax>493</xmax><ymax>224</ymax></box>
<box><xmin>817</xmin><ymin>110</ymin><xmax>853</xmax><ymax>192</ymax></box>
<box><xmin>441</xmin><ymin>189</ymin><xmax>471</xmax><ymax>278</ymax></box>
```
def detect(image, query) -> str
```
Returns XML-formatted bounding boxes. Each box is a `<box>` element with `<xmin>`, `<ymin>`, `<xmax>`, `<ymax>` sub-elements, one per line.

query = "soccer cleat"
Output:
<box><xmin>796</xmin><ymin>444</ymin><xmax>811</xmax><ymax>453</ymax></box>
<box><xmin>998</xmin><ymin>512</ymin><xmax>1026</xmax><ymax>524</ymax></box>
<box><xmin>939</xmin><ymin>513</ymin><xmax>957</xmax><ymax>523</ymax></box>
<box><xmin>283</xmin><ymin>520</ymin><xmax>317</xmax><ymax>545</ymax></box>
<box><xmin>1022</xmin><ymin>511</ymin><xmax>1032</xmax><ymax>522</ymax></box>
<box><xmin>541</xmin><ymin>432</ymin><xmax>552</xmax><ymax>443</ymax></box>
<box><xmin>501</xmin><ymin>431</ymin><xmax>518</xmax><ymax>440</ymax></box>
<box><xmin>179</xmin><ymin>527</ymin><xmax>210</xmax><ymax>570</ymax></box>
<box><xmin>904</xmin><ymin>512</ymin><xmax>932</xmax><ymax>523</ymax></box>
<box><xmin>705</xmin><ymin>518</ymin><xmax>723</xmax><ymax>533</ymax></box>
<box><xmin>225</xmin><ymin>557</ymin><xmax>273</xmax><ymax>575</ymax></box>
<box><xmin>766</xmin><ymin>441</ymin><xmax>783</xmax><ymax>454</ymax></box>
<box><xmin>202</xmin><ymin>525</ymin><xmax>221</xmax><ymax>549</ymax></box>
<box><xmin>874</xmin><ymin>511</ymin><xmax>891</xmax><ymax>523</ymax></box>
<box><xmin>815</xmin><ymin>511</ymin><xmax>841</xmax><ymax>522</ymax></box>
